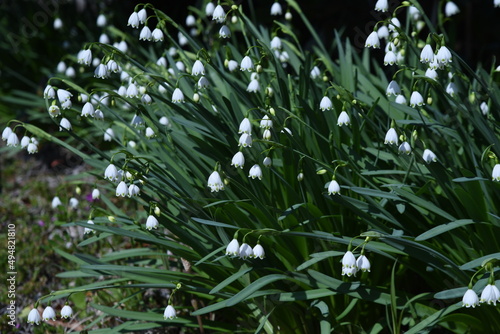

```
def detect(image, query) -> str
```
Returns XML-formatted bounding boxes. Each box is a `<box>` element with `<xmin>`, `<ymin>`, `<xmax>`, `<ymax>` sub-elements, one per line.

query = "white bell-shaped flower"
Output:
<box><xmin>172</xmin><ymin>88</ymin><xmax>185</xmax><ymax>103</ymax></box>
<box><xmin>410</xmin><ymin>91</ymin><xmax>424</xmax><ymax>108</ymax></box>
<box><xmin>422</xmin><ymin>149</ymin><xmax>437</xmax><ymax>163</ymax></box>
<box><xmin>164</xmin><ymin>305</ymin><xmax>176</xmax><ymax>320</ymax></box>
<box><xmin>253</xmin><ymin>244</ymin><xmax>265</xmax><ymax>259</ymax></box>
<box><xmin>462</xmin><ymin>289</ymin><xmax>479</xmax><ymax>308</ymax></box>
<box><xmin>219</xmin><ymin>25</ymin><xmax>231</xmax><ymax>38</ymax></box>
<box><xmin>375</xmin><ymin>0</ymin><xmax>388</xmax><ymax>12</ymax></box>
<box><xmin>146</xmin><ymin>215</ymin><xmax>159</xmax><ymax>230</ymax></box>
<box><xmin>225</xmin><ymin>238</ymin><xmax>240</xmax><ymax>256</ymax></box>
<box><xmin>386</xmin><ymin>80</ymin><xmax>401</xmax><ymax>96</ymax></box>
<box><xmin>231</xmin><ymin>151</ymin><xmax>245</xmax><ymax>168</ymax></box>
<box><xmin>445</xmin><ymin>1</ymin><xmax>460</xmax><ymax>17</ymax></box>
<box><xmin>420</xmin><ymin>44</ymin><xmax>434</xmax><ymax>63</ymax></box>
<box><xmin>341</xmin><ymin>251</ymin><xmax>358</xmax><ymax>277</ymax></box>
<box><xmin>365</xmin><ymin>31</ymin><xmax>380</xmax><ymax>48</ymax></box>
<box><xmin>207</xmin><ymin>171</ymin><xmax>224</xmax><ymax>192</ymax></box>
<box><xmin>270</xmin><ymin>2</ymin><xmax>283</xmax><ymax>15</ymax></box>
<box><xmin>127</xmin><ymin>12</ymin><xmax>140</xmax><ymax>28</ymax></box>
<box><xmin>328</xmin><ymin>180</ymin><xmax>341</xmax><ymax>195</ymax></box>
<box><xmin>399</xmin><ymin>141</ymin><xmax>412</xmax><ymax>155</ymax></box>
<box><xmin>42</xmin><ymin>306</ymin><xmax>56</xmax><ymax>321</ymax></box>
<box><xmin>212</xmin><ymin>5</ymin><xmax>226</xmax><ymax>23</ymax></box>
<box><xmin>239</xmin><ymin>243</ymin><xmax>254</xmax><ymax>259</ymax></box>
<box><xmin>248</xmin><ymin>164</ymin><xmax>263</xmax><ymax>180</ymax></box>
<box><xmin>240</xmin><ymin>56</ymin><xmax>254</xmax><ymax>72</ymax></box>
<box><xmin>337</xmin><ymin>111</ymin><xmax>351</xmax><ymax>126</ymax></box>
<box><xmin>356</xmin><ymin>255</ymin><xmax>371</xmax><ymax>272</ymax></box>
<box><xmin>384</xmin><ymin>128</ymin><xmax>398</xmax><ymax>145</ymax></box>
<box><xmin>319</xmin><ymin>96</ymin><xmax>333</xmax><ymax>111</ymax></box>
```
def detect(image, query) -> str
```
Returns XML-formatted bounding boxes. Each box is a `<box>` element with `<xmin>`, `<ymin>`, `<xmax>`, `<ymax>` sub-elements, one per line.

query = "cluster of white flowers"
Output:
<box><xmin>27</xmin><ymin>304</ymin><xmax>73</xmax><ymax>325</ymax></box>
<box><xmin>225</xmin><ymin>238</ymin><xmax>265</xmax><ymax>260</ymax></box>
<box><xmin>462</xmin><ymin>283</ymin><xmax>500</xmax><ymax>308</ymax></box>
<box><xmin>341</xmin><ymin>251</ymin><xmax>371</xmax><ymax>277</ymax></box>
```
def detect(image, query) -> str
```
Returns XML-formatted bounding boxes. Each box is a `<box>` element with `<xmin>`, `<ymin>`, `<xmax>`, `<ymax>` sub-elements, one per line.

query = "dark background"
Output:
<box><xmin>1</xmin><ymin>0</ymin><xmax>500</xmax><ymax>113</ymax></box>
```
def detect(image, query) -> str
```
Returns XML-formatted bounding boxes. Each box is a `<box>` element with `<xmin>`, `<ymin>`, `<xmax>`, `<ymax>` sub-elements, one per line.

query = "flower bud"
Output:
<box><xmin>108</xmin><ymin>216</ymin><xmax>116</xmax><ymax>222</ymax></box>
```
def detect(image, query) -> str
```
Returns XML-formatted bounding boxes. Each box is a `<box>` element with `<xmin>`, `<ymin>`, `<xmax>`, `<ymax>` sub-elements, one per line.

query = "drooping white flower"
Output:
<box><xmin>27</xmin><ymin>142</ymin><xmax>38</xmax><ymax>154</ymax></box>
<box><xmin>253</xmin><ymin>244</ymin><xmax>265</xmax><ymax>259</ymax></box>
<box><xmin>96</xmin><ymin>14</ymin><xmax>106</xmax><ymax>27</ymax></box>
<box><xmin>356</xmin><ymin>255</ymin><xmax>371</xmax><ymax>272</ymax></box>
<box><xmin>446</xmin><ymin>82</ymin><xmax>457</xmax><ymax>96</ymax></box>
<box><xmin>231</xmin><ymin>151</ymin><xmax>245</xmax><ymax>168</ymax></box>
<box><xmin>172</xmin><ymin>88</ymin><xmax>185</xmax><ymax>103</ymax></box>
<box><xmin>409</xmin><ymin>6</ymin><xmax>421</xmax><ymax>20</ymax></box>
<box><xmin>146</xmin><ymin>215</ymin><xmax>159</xmax><ymax>230</ymax></box>
<box><xmin>319</xmin><ymin>96</ymin><xmax>332</xmax><ymax>111</ymax></box>
<box><xmin>206</xmin><ymin>2</ymin><xmax>215</xmax><ymax>16</ymax></box>
<box><xmin>186</xmin><ymin>14</ymin><xmax>196</xmax><ymax>26</ymax></box>
<box><xmin>420</xmin><ymin>44</ymin><xmax>434</xmax><ymax>63</ymax></box>
<box><xmin>92</xmin><ymin>188</ymin><xmax>100</xmax><ymax>200</ymax></box>
<box><xmin>410</xmin><ymin>91</ymin><xmax>424</xmax><ymax>108</ymax></box>
<box><xmin>152</xmin><ymin>28</ymin><xmax>164</xmax><ymax>42</ymax></box>
<box><xmin>57</xmin><ymin>89</ymin><xmax>72</xmax><ymax>103</ymax></box>
<box><xmin>219</xmin><ymin>25</ymin><xmax>231</xmax><ymax>38</ymax></box>
<box><xmin>208</xmin><ymin>171</ymin><xmax>224</xmax><ymax>192</ymax></box>
<box><xmin>341</xmin><ymin>251</ymin><xmax>357</xmax><ymax>277</ymax></box>
<box><xmin>226</xmin><ymin>238</ymin><xmax>240</xmax><ymax>256</ymax></box>
<box><xmin>20</xmin><ymin>136</ymin><xmax>30</xmax><ymax>148</ymax></box>
<box><xmin>60</xmin><ymin>305</ymin><xmax>73</xmax><ymax>319</ymax></box>
<box><xmin>104</xmin><ymin>164</ymin><xmax>118</xmax><ymax>181</ymax></box>
<box><xmin>328</xmin><ymin>180</ymin><xmax>340</xmax><ymax>195</ymax></box>
<box><xmin>145</xmin><ymin>127</ymin><xmax>155</xmax><ymax>138</ymax></box>
<box><xmin>436</xmin><ymin>46</ymin><xmax>452</xmax><ymax>65</ymax></box>
<box><xmin>2</xmin><ymin>127</ymin><xmax>13</xmax><ymax>141</ymax></box>
<box><xmin>384</xmin><ymin>128</ymin><xmax>398</xmax><ymax>145</ymax></box>
<box><xmin>240</xmin><ymin>56</ymin><xmax>254</xmax><ymax>72</ymax></box>
<box><xmin>425</xmin><ymin>68</ymin><xmax>438</xmax><ymax>80</ymax></box>
<box><xmin>377</xmin><ymin>25</ymin><xmax>389</xmax><ymax>39</ymax></box>
<box><xmin>53</xmin><ymin>17</ymin><xmax>63</xmax><ymax>30</ymax></box>
<box><xmin>384</xmin><ymin>51</ymin><xmax>397</xmax><ymax>66</ymax></box>
<box><xmin>104</xmin><ymin>128</ymin><xmax>114</xmax><ymax>142</ymax></box>
<box><xmin>247</xmin><ymin>79</ymin><xmax>260</xmax><ymax>93</ymax></box>
<box><xmin>164</xmin><ymin>305</ymin><xmax>176</xmax><ymax>320</ymax></box>
<box><xmin>386</xmin><ymin>80</ymin><xmax>401</xmax><ymax>96</ymax></box>
<box><xmin>27</xmin><ymin>308</ymin><xmax>41</xmax><ymax>325</ymax></box>
<box><xmin>238</xmin><ymin>133</ymin><xmax>253</xmax><ymax>147</ymax></box>
<box><xmin>260</xmin><ymin>115</ymin><xmax>272</xmax><ymax>129</ymax></box>
<box><xmin>59</xmin><ymin>118</ymin><xmax>72</xmax><ymax>131</ymax></box>
<box><xmin>84</xmin><ymin>219</ymin><xmax>95</xmax><ymax>234</ymax></box>
<box><xmin>116</xmin><ymin>181</ymin><xmax>128</xmax><ymax>197</ymax></box>
<box><xmin>480</xmin><ymin>284</ymin><xmax>500</xmax><ymax>305</ymax></box>
<box><xmin>399</xmin><ymin>141</ymin><xmax>412</xmax><ymax>154</ymax></box>
<box><xmin>422</xmin><ymin>149</ymin><xmax>437</xmax><ymax>163</ymax></box>
<box><xmin>262</xmin><ymin>129</ymin><xmax>272</xmax><ymax>140</ymax></box>
<box><xmin>6</xmin><ymin>132</ymin><xmax>19</xmax><ymax>147</ymax></box>
<box><xmin>42</xmin><ymin>306</ymin><xmax>56</xmax><ymax>321</ymax></box>
<box><xmin>51</xmin><ymin>196</ymin><xmax>62</xmax><ymax>209</ymax></box>
<box><xmin>212</xmin><ymin>5</ymin><xmax>226</xmax><ymax>22</ymax></box>
<box><xmin>445</xmin><ymin>1</ymin><xmax>460</xmax><ymax>17</ymax></box>
<box><xmin>249</xmin><ymin>164</ymin><xmax>263</xmax><ymax>180</ymax></box>
<box><xmin>239</xmin><ymin>243</ymin><xmax>253</xmax><ymax>259</ymax></box>
<box><xmin>159</xmin><ymin>116</ymin><xmax>170</xmax><ymax>126</ymax></box>
<box><xmin>126</xmin><ymin>83</ymin><xmax>139</xmax><ymax>98</ymax></box>
<box><xmin>365</xmin><ymin>31</ymin><xmax>380</xmax><ymax>48</ymax></box>
<box><xmin>137</xmin><ymin>8</ymin><xmax>147</xmax><ymax>23</ymax></box>
<box><xmin>81</xmin><ymin>102</ymin><xmax>95</xmax><ymax>117</ymax></box>
<box><xmin>495</xmin><ymin>0</ymin><xmax>500</xmax><ymax>8</ymax></box>
<box><xmin>128</xmin><ymin>184</ymin><xmax>140</xmax><ymax>197</ymax></box>
<box><xmin>141</xmin><ymin>94</ymin><xmax>152</xmax><ymax>105</ymax></box>
<box><xmin>462</xmin><ymin>288</ymin><xmax>479</xmax><ymax>308</ymax></box>
<box><xmin>388</xmin><ymin>17</ymin><xmax>401</xmax><ymax>32</ymax></box>
<box><xmin>61</xmin><ymin>99</ymin><xmax>72</xmax><ymax>110</ymax></box>
<box><xmin>139</xmin><ymin>26</ymin><xmax>152</xmax><ymax>41</ymax></box>
<box><xmin>131</xmin><ymin>114</ymin><xmax>144</xmax><ymax>127</ymax></box>
<box><xmin>93</xmin><ymin>64</ymin><xmax>108</xmax><ymax>79</ymax></box>
<box><xmin>375</xmin><ymin>0</ymin><xmax>388</xmax><ymax>12</ymax></box>
<box><xmin>227</xmin><ymin>60</ymin><xmax>239</xmax><ymax>72</ymax></box>
<box><xmin>270</xmin><ymin>2</ymin><xmax>283</xmax><ymax>15</ymax></box>
<box><xmin>99</xmin><ymin>33</ymin><xmax>110</xmax><ymax>44</ymax></box>
<box><xmin>270</xmin><ymin>36</ymin><xmax>282</xmax><ymax>50</ymax></box>
<box><xmin>395</xmin><ymin>94</ymin><xmax>407</xmax><ymax>105</ymax></box>
<box><xmin>77</xmin><ymin>49</ymin><xmax>92</xmax><ymax>66</ymax></box>
<box><xmin>310</xmin><ymin>66</ymin><xmax>321</xmax><ymax>79</ymax></box>
<box><xmin>44</xmin><ymin>85</ymin><xmax>56</xmax><ymax>99</ymax></box>
<box><xmin>480</xmin><ymin>101</ymin><xmax>489</xmax><ymax>115</ymax></box>
<box><xmin>337</xmin><ymin>111</ymin><xmax>351</xmax><ymax>126</ymax></box>
<box><xmin>69</xmin><ymin>197</ymin><xmax>79</xmax><ymax>209</ymax></box>
<box><xmin>191</xmin><ymin>60</ymin><xmax>205</xmax><ymax>76</ymax></box>
<box><xmin>127</xmin><ymin>12</ymin><xmax>140</xmax><ymax>28</ymax></box>
<box><xmin>263</xmin><ymin>156</ymin><xmax>272</xmax><ymax>167</ymax></box>
<box><xmin>492</xmin><ymin>164</ymin><xmax>500</xmax><ymax>181</ymax></box>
